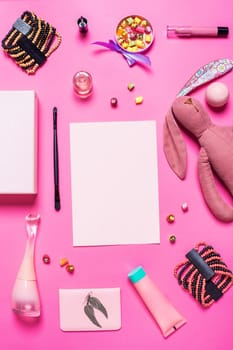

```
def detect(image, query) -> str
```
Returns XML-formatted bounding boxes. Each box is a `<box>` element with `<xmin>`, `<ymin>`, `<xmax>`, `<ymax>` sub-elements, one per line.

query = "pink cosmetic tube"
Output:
<box><xmin>167</xmin><ymin>25</ymin><xmax>229</xmax><ymax>38</ymax></box>
<box><xmin>128</xmin><ymin>266</ymin><xmax>186</xmax><ymax>337</ymax></box>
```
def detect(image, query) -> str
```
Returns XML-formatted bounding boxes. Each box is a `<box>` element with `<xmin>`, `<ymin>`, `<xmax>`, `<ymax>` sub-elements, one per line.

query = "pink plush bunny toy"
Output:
<box><xmin>163</xmin><ymin>96</ymin><xmax>233</xmax><ymax>222</ymax></box>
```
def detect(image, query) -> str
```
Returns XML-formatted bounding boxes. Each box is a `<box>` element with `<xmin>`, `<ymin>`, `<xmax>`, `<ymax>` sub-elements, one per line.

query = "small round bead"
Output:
<box><xmin>181</xmin><ymin>202</ymin><xmax>188</xmax><ymax>212</ymax></box>
<box><xmin>169</xmin><ymin>235</ymin><xmax>176</xmax><ymax>243</ymax></box>
<box><xmin>42</xmin><ymin>254</ymin><xmax>51</xmax><ymax>264</ymax></box>
<box><xmin>167</xmin><ymin>214</ymin><xmax>175</xmax><ymax>223</ymax></box>
<box><xmin>111</xmin><ymin>97</ymin><xmax>118</xmax><ymax>107</ymax></box>
<box><xmin>66</xmin><ymin>264</ymin><xmax>75</xmax><ymax>273</ymax></box>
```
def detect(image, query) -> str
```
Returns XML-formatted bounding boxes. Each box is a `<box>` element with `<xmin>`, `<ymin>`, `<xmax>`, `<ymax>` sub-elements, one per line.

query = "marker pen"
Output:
<box><xmin>167</xmin><ymin>25</ymin><xmax>229</xmax><ymax>38</ymax></box>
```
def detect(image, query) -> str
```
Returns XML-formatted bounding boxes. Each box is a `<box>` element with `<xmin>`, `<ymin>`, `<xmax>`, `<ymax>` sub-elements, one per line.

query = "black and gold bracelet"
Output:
<box><xmin>2</xmin><ymin>11</ymin><xmax>62</xmax><ymax>74</ymax></box>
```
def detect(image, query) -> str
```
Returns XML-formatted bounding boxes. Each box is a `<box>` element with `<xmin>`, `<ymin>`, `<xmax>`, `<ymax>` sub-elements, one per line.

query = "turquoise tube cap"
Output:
<box><xmin>128</xmin><ymin>266</ymin><xmax>146</xmax><ymax>283</ymax></box>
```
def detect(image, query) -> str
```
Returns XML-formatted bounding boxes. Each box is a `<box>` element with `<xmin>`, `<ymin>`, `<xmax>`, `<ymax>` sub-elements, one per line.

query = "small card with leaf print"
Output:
<box><xmin>59</xmin><ymin>288</ymin><xmax>121</xmax><ymax>331</ymax></box>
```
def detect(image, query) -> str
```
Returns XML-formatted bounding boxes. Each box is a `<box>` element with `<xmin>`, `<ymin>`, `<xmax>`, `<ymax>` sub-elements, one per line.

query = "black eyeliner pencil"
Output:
<box><xmin>53</xmin><ymin>107</ymin><xmax>61</xmax><ymax>211</ymax></box>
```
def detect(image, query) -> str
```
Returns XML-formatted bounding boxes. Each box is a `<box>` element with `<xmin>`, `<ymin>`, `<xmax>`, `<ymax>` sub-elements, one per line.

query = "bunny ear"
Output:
<box><xmin>163</xmin><ymin>108</ymin><xmax>187</xmax><ymax>180</ymax></box>
<box><xmin>198</xmin><ymin>148</ymin><xmax>233</xmax><ymax>222</ymax></box>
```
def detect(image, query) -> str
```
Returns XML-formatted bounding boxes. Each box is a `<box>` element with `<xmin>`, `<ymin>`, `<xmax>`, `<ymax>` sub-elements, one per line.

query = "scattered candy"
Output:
<box><xmin>134</xmin><ymin>17</ymin><xmax>141</xmax><ymax>25</ymax></box>
<box><xmin>145</xmin><ymin>34</ymin><xmax>152</xmax><ymax>43</ymax></box>
<box><xmin>181</xmin><ymin>202</ymin><xmax>189</xmax><ymax>212</ymax></box>
<box><xmin>169</xmin><ymin>235</ymin><xmax>176</xmax><ymax>243</ymax></box>
<box><xmin>145</xmin><ymin>26</ymin><xmax>152</xmax><ymax>34</ymax></box>
<box><xmin>110</xmin><ymin>97</ymin><xmax>118</xmax><ymax>107</ymax></box>
<box><xmin>116</xmin><ymin>15</ymin><xmax>154</xmax><ymax>53</ymax></box>
<box><xmin>129</xmin><ymin>32</ymin><xmax>137</xmax><ymax>40</ymax></box>
<box><xmin>135</xmin><ymin>25</ymin><xmax>145</xmax><ymax>34</ymax></box>
<box><xmin>42</xmin><ymin>254</ymin><xmax>51</xmax><ymax>264</ymax></box>
<box><xmin>167</xmin><ymin>214</ymin><xmax>175</xmax><ymax>223</ymax></box>
<box><xmin>128</xmin><ymin>82</ymin><xmax>135</xmax><ymax>91</ymax></box>
<box><xmin>59</xmin><ymin>257</ymin><xmax>69</xmax><ymax>267</ymax></box>
<box><xmin>135</xmin><ymin>96</ymin><xmax>143</xmax><ymax>104</ymax></box>
<box><xmin>66</xmin><ymin>264</ymin><xmax>75</xmax><ymax>273</ymax></box>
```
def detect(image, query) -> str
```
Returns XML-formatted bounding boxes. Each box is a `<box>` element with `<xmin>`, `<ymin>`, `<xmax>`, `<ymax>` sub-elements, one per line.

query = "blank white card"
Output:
<box><xmin>70</xmin><ymin>121</ymin><xmax>160</xmax><ymax>246</ymax></box>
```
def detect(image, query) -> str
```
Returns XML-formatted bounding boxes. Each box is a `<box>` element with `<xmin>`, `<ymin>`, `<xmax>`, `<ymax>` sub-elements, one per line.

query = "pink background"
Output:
<box><xmin>0</xmin><ymin>0</ymin><xmax>233</xmax><ymax>349</ymax></box>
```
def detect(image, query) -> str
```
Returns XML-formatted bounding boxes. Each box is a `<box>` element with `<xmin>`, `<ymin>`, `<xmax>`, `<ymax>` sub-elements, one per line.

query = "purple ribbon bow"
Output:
<box><xmin>92</xmin><ymin>39</ymin><xmax>151</xmax><ymax>67</ymax></box>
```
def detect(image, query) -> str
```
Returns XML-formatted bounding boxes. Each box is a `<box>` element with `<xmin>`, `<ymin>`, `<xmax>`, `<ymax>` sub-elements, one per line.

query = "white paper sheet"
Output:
<box><xmin>70</xmin><ymin>121</ymin><xmax>160</xmax><ymax>246</ymax></box>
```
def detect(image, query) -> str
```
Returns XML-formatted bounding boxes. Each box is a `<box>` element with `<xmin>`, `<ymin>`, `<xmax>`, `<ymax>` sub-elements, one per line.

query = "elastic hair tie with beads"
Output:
<box><xmin>2</xmin><ymin>11</ymin><xmax>62</xmax><ymax>74</ymax></box>
<box><xmin>174</xmin><ymin>242</ymin><xmax>233</xmax><ymax>307</ymax></box>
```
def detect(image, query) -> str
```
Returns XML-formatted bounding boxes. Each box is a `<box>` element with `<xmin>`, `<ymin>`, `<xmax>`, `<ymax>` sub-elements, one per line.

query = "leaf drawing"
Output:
<box><xmin>84</xmin><ymin>304</ymin><xmax>102</xmax><ymax>328</ymax></box>
<box><xmin>88</xmin><ymin>296</ymin><xmax>108</xmax><ymax>319</ymax></box>
<box><xmin>83</xmin><ymin>293</ymin><xmax>109</xmax><ymax>328</ymax></box>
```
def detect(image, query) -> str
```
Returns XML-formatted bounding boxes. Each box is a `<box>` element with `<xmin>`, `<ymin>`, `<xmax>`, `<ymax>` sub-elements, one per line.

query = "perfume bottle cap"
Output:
<box><xmin>77</xmin><ymin>16</ymin><xmax>88</xmax><ymax>34</ymax></box>
<box><xmin>73</xmin><ymin>71</ymin><xmax>93</xmax><ymax>98</ymax></box>
<box><xmin>128</xmin><ymin>266</ymin><xmax>146</xmax><ymax>283</ymax></box>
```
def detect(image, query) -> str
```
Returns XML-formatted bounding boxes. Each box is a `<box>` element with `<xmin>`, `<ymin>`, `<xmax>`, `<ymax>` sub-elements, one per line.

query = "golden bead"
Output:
<box><xmin>169</xmin><ymin>235</ymin><xmax>176</xmax><ymax>243</ymax></box>
<box><xmin>167</xmin><ymin>214</ymin><xmax>175</xmax><ymax>223</ymax></box>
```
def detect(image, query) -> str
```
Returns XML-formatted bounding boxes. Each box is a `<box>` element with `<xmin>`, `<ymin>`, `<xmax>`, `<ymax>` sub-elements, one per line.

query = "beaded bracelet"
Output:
<box><xmin>2</xmin><ymin>11</ymin><xmax>61</xmax><ymax>74</ymax></box>
<box><xmin>174</xmin><ymin>242</ymin><xmax>233</xmax><ymax>307</ymax></box>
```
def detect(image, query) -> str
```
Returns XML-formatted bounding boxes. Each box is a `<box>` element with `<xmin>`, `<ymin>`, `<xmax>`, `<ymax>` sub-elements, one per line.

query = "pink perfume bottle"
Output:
<box><xmin>73</xmin><ymin>71</ymin><xmax>93</xmax><ymax>98</ymax></box>
<box><xmin>12</xmin><ymin>214</ymin><xmax>41</xmax><ymax>317</ymax></box>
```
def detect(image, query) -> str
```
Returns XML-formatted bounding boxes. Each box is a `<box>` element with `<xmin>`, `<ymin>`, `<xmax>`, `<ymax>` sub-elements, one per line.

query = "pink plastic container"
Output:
<box><xmin>128</xmin><ymin>266</ymin><xmax>186</xmax><ymax>337</ymax></box>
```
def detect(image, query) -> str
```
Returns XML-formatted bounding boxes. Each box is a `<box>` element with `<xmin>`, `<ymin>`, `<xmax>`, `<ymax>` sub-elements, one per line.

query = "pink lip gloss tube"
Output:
<box><xmin>167</xmin><ymin>25</ymin><xmax>229</xmax><ymax>37</ymax></box>
<box><xmin>128</xmin><ymin>266</ymin><xmax>186</xmax><ymax>337</ymax></box>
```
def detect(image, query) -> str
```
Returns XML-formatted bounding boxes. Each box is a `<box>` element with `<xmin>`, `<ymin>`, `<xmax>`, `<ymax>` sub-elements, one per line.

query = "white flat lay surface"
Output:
<box><xmin>70</xmin><ymin>120</ymin><xmax>160</xmax><ymax>246</ymax></box>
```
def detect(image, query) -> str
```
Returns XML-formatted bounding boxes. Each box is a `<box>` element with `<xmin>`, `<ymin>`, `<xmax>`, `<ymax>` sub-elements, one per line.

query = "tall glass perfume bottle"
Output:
<box><xmin>12</xmin><ymin>214</ymin><xmax>41</xmax><ymax>317</ymax></box>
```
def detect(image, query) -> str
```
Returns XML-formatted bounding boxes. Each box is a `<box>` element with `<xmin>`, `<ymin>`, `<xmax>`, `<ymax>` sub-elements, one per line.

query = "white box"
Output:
<box><xmin>0</xmin><ymin>90</ymin><xmax>37</xmax><ymax>195</ymax></box>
